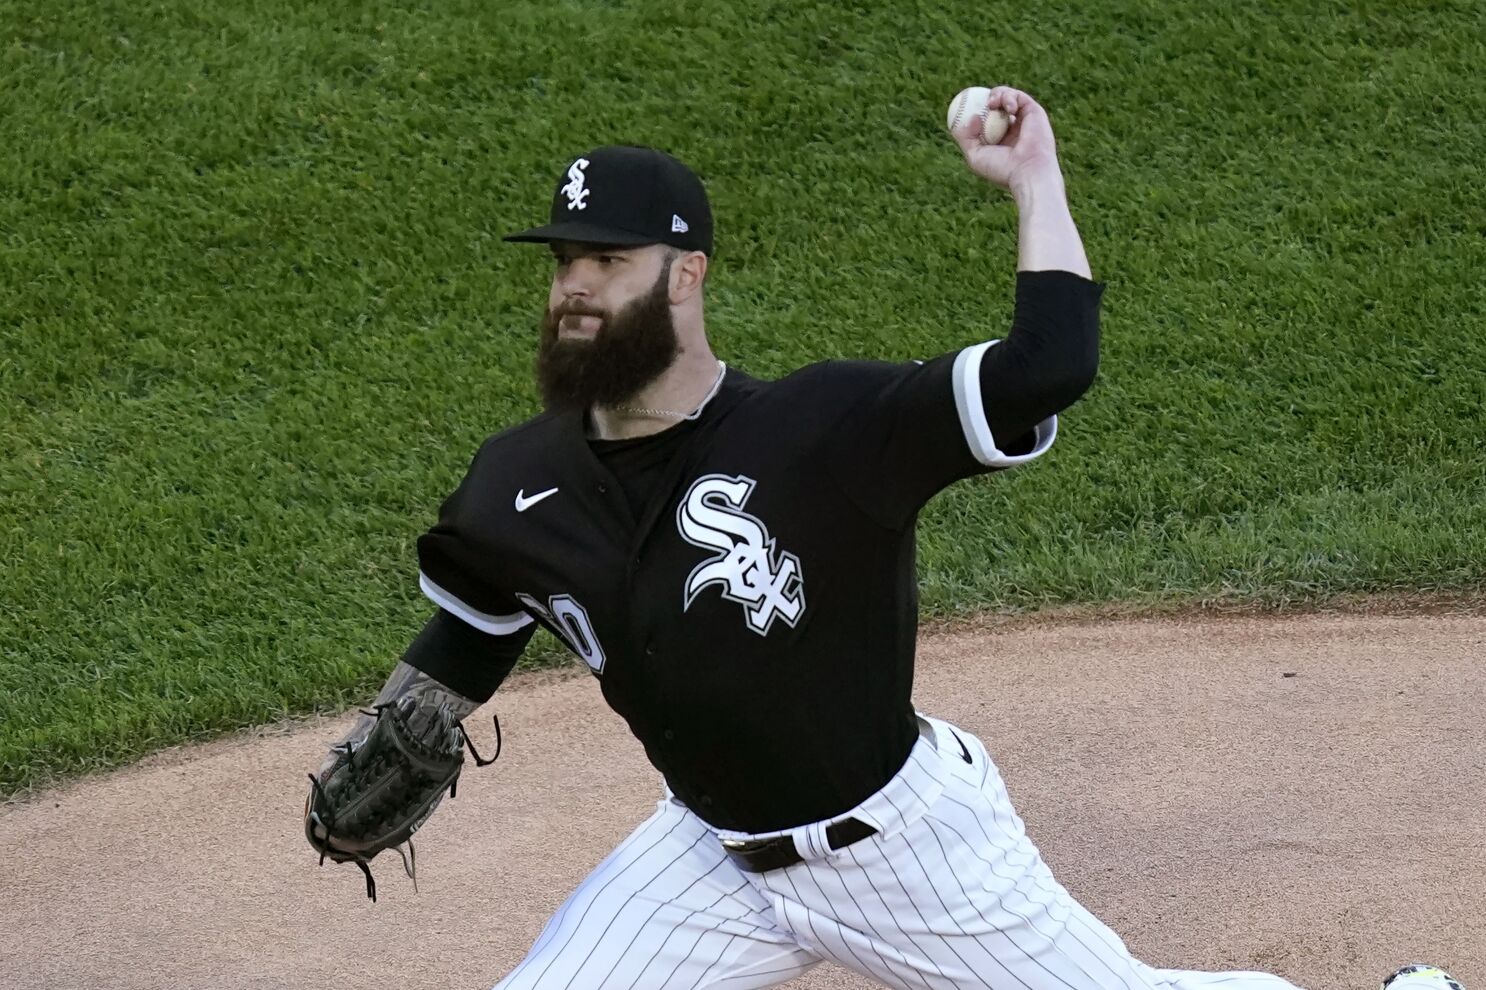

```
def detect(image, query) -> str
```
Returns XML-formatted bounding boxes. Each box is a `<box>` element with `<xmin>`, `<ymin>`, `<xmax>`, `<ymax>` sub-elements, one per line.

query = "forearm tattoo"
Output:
<box><xmin>324</xmin><ymin>661</ymin><xmax>480</xmax><ymax>768</ymax></box>
<box><xmin>370</xmin><ymin>660</ymin><xmax>482</xmax><ymax>720</ymax></box>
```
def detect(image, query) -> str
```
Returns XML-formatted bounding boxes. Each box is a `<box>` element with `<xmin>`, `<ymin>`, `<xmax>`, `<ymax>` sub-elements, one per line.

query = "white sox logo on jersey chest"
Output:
<box><xmin>677</xmin><ymin>474</ymin><xmax>805</xmax><ymax>636</ymax></box>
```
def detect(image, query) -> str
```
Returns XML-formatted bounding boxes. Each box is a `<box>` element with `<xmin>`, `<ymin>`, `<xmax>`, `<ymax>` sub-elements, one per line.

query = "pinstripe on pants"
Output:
<box><xmin>494</xmin><ymin>716</ymin><xmax>1306</xmax><ymax>990</ymax></box>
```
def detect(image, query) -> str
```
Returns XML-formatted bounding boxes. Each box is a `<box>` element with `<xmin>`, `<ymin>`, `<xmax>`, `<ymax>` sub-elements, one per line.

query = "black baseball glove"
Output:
<box><xmin>304</xmin><ymin>695</ymin><xmax>498</xmax><ymax>901</ymax></box>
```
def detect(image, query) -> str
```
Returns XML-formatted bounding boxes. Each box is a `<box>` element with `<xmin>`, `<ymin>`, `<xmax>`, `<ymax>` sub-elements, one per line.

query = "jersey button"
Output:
<box><xmin>645</xmin><ymin>643</ymin><xmax>656</xmax><ymax>657</ymax></box>
<box><xmin>698</xmin><ymin>796</ymin><xmax>713</xmax><ymax>809</ymax></box>
<box><xmin>597</xmin><ymin>483</ymin><xmax>608</xmax><ymax>494</ymax></box>
<box><xmin>662</xmin><ymin>728</ymin><xmax>675</xmax><ymax>741</ymax></box>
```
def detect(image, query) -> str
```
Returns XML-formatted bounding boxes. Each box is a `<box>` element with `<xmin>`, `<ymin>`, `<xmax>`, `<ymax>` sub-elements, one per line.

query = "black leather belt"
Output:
<box><xmin>720</xmin><ymin>719</ymin><xmax>939</xmax><ymax>872</ymax></box>
<box><xmin>720</xmin><ymin>816</ymin><xmax>878</xmax><ymax>873</ymax></box>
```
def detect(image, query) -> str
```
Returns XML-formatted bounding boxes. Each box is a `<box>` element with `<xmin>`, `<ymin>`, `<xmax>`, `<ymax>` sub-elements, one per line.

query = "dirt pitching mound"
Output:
<box><xmin>3</xmin><ymin>610</ymin><xmax>1482</xmax><ymax>989</ymax></box>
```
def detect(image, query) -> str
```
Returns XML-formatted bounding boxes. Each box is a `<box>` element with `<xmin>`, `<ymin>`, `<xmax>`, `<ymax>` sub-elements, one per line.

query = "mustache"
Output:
<box><xmin>551</xmin><ymin>301</ymin><xmax>607</xmax><ymax>320</ymax></box>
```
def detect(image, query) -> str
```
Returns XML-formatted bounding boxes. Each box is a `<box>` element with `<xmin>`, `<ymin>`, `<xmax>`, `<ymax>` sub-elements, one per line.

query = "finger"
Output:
<box><xmin>991</xmin><ymin>86</ymin><xmax>1045</xmax><ymax>127</ymax></box>
<box><xmin>986</xmin><ymin>85</ymin><xmax>1027</xmax><ymax>118</ymax></box>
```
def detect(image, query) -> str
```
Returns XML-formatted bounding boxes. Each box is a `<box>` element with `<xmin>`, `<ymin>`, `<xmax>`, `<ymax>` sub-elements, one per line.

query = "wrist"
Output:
<box><xmin>1008</xmin><ymin>166</ymin><xmax>1067</xmax><ymax>209</ymax></box>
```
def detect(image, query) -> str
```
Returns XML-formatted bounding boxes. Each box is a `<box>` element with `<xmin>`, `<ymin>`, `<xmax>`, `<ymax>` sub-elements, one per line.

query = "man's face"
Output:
<box><xmin>536</xmin><ymin>242</ymin><xmax>679</xmax><ymax>410</ymax></box>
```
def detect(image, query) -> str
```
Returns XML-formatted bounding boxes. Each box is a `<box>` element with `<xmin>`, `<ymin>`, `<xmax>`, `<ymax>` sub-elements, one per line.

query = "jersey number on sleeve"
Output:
<box><xmin>515</xmin><ymin>592</ymin><xmax>607</xmax><ymax>674</ymax></box>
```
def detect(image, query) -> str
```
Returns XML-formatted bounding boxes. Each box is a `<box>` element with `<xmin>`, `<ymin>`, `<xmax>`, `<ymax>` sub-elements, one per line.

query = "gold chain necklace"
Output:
<box><xmin>614</xmin><ymin>361</ymin><xmax>726</xmax><ymax>420</ymax></box>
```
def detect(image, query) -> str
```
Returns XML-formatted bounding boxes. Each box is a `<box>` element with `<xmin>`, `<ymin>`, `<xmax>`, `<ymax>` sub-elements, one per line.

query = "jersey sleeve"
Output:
<box><xmin>415</xmin><ymin>442</ymin><xmax>536</xmax><ymax>637</ymax></box>
<box><xmin>402</xmin><ymin>608</ymin><xmax>536</xmax><ymax>704</ymax></box>
<box><xmin>825</xmin><ymin>348</ymin><xmax>1058</xmax><ymax>528</ymax></box>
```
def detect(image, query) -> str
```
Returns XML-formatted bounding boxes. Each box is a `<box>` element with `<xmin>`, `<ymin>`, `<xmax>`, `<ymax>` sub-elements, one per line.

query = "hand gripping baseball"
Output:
<box><xmin>952</xmin><ymin>86</ymin><xmax>1061</xmax><ymax>193</ymax></box>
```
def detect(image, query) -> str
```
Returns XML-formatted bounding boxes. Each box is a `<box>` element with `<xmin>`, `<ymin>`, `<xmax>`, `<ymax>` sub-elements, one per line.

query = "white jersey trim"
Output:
<box><xmin>951</xmin><ymin>340</ymin><xmax>1058</xmax><ymax>468</ymax></box>
<box><xmin>419</xmin><ymin>572</ymin><xmax>535</xmax><ymax>636</ymax></box>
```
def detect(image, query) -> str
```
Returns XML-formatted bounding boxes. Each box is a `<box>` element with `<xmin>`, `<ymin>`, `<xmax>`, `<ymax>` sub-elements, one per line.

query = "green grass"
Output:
<box><xmin>3</xmin><ymin>0</ymin><xmax>1483</xmax><ymax>794</ymax></box>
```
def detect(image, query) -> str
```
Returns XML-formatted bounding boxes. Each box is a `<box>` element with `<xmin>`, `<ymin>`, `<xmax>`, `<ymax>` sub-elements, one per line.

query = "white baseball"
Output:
<box><xmin>946</xmin><ymin>86</ymin><xmax>1011</xmax><ymax>145</ymax></box>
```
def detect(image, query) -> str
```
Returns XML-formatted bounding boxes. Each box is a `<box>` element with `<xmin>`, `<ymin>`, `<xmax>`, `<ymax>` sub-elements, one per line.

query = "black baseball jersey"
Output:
<box><xmin>416</xmin><ymin>342</ymin><xmax>1063</xmax><ymax>833</ymax></box>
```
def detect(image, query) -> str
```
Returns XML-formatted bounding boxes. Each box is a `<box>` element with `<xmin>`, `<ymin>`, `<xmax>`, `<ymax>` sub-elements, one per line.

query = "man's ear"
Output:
<box><xmin>670</xmin><ymin>250</ymin><xmax>708</xmax><ymax>303</ymax></box>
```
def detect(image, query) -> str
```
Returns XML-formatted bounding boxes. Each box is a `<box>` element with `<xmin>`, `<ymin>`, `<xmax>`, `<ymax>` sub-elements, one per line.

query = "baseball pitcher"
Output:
<box><xmin>303</xmin><ymin>86</ymin><xmax>1460</xmax><ymax>990</ymax></box>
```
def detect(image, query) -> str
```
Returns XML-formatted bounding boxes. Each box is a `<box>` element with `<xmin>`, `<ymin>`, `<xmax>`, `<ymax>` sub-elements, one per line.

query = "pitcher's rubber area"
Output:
<box><xmin>3</xmin><ymin>610</ymin><xmax>1482</xmax><ymax>989</ymax></box>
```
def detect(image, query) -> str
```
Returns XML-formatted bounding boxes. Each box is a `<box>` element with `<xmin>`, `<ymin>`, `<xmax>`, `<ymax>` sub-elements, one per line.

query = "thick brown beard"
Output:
<box><xmin>535</xmin><ymin>262</ymin><xmax>679</xmax><ymax>410</ymax></box>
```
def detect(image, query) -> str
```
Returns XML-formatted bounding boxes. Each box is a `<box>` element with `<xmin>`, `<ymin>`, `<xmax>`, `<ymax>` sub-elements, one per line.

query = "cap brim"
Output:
<box><xmin>503</xmin><ymin>221</ymin><xmax>659</xmax><ymax>247</ymax></box>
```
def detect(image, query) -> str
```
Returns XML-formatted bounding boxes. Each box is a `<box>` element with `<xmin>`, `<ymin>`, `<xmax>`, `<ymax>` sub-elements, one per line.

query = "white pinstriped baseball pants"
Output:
<box><xmin>494</xmin><ymin>715</ymin><xmax>1303</xmax><ymax>990</ymax></box>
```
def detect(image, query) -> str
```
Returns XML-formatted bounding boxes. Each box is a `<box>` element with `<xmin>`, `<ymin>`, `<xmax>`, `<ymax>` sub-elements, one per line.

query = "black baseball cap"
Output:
<box><xmin>504</xmin><ymin>145</ymin><xmax>714</xmax><ymax>256</ymax></box>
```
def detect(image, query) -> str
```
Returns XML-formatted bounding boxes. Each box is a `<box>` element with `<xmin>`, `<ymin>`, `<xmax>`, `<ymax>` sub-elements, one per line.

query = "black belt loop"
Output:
<box><xmin>720</xmin><ymin>817</ymin><xmax>877</xmax><ymax>873</ymax></box>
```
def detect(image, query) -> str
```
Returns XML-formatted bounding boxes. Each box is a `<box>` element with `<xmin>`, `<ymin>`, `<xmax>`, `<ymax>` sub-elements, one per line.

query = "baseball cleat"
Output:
<box><xmin>1381</xmin><ymin>964</ymin><xmax>1465</xmax><ymax>990</ymax></box>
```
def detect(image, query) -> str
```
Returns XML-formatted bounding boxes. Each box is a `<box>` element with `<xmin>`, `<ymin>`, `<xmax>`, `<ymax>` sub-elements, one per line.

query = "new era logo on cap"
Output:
<box><xmin>503</xmin><ymin>146</ymin><xmax>714</xmax><ymax>256</ymax></box>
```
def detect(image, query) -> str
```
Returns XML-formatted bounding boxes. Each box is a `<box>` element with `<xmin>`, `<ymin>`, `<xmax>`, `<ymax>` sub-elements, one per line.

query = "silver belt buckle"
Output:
<box><xmin>721</xmin><ymin>835</ymin><xmax>780</xmax><ymax>855</ymax></box>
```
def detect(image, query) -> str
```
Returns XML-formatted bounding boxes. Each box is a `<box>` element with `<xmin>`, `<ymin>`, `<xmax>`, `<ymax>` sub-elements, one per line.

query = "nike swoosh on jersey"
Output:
<box><xmin>950</xmin><ymin>729</ymin><xmax>973</xmax><ymax>765</ymax></box>
<box><xmin>515</xmin><ymin>487</ymin><xmax>560</xmax><ymax>512</ymax></box>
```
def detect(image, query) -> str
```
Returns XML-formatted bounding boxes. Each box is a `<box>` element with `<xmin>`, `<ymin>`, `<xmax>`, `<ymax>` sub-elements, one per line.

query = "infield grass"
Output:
<box><xmin>3</xmin><ymin>0</ymin><xmax>1483</xmax><ymax>794</ymax></box>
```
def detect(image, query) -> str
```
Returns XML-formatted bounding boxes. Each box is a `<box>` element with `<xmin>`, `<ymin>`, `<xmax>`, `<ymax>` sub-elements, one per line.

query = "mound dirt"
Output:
<box><xmin>2</xmin><ymin>610</ymin><xmax>1482</xmax><ymax>989</ymax></box>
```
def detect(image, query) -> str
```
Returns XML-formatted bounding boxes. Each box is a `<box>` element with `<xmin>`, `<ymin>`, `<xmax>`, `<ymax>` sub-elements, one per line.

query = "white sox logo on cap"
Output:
<box><xmin>677</xmin><ymin>474</ymin><xmax>805</xmax><ymax>636</ymax></box>
<box><xmin>504</xmin><ymin>146</ymin><xmax>713</xmax><ymax>255</ymax></box>
<box><xmin>561</xmin><ymin>158</ymin><xmax>591</xmax><ymax>211</ymax></box>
